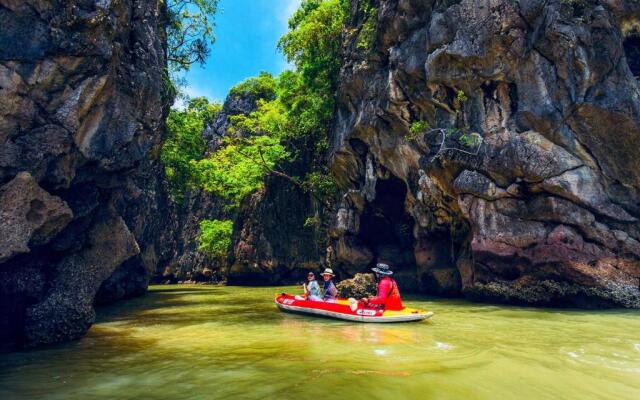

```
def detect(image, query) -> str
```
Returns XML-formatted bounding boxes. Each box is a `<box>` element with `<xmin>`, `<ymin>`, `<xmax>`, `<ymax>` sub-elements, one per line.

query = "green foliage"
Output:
<box><xmin>278</xmin><ymin>0</ymin><xmax>349</xmax><ymax>97</ymax></box>
<box><xmin>191</xmin><ymin>136</ymin><xmax>289</xmax><ymax>208</ymax></box>
<box><xmin>456</xmin><ymin>90</ymin><xmax>468</xmax><ymax>103</ymax></box>
<box><xmin>276</xmin><ymin>0</ymin><xmax>349</xmax><ymax>166</ymax></box>
<box><xmin>453</xmin><ymin>90</ymin><xmax>468</xmax><ymax>113</ymax></box>
<box><xmin>303</xmin><ymin>170</ymin><xmax>339</xmax><ymax>202</ymax></box>
<box><xmin>161</xmin><ymin>97</ymin><xmax>221</xmax><ymax>202</ymax></box>
<box><xmin>197</xmin><ymin>219</ymin><xmax>233</xmax><ymax>259</ymax></box>
<box><xmin>407</xmin><ymin>120</ymin><xmax>431</xmax><ymax>141</ymax></box>
<box><xmin>228</xmin><ymin>72</ymin><xmax>278</xmax><ymax>101</ymax></box>
<box><xmin>304</xmin><ymin>215</ymin><xmax>321</xmax><ymax>228</ymax></box>
<box><xmin>458</xmin><ymin>132</ymin><xmax>482</xmax><ymax>148</ymax></box>
<box><xmin>165</xmin><ymin>0</ymin><xmax>219</xmax><ymax>72</ymax></box>
<box><xmin>356</xmin><ymin>2</ymin><xmax>378</xmax><ymax>51</ymax></box>
<box><xmin>167</xmin><ymin>0</ymin><xmax>348</xmax><ymax>221</ymax></box>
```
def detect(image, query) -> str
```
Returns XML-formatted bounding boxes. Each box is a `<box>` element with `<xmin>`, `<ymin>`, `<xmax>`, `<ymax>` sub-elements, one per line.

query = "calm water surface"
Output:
<box><xmin>1</xmin><ymin>285</ymin><xmax>639</xmax><ymax>400</ymax></box>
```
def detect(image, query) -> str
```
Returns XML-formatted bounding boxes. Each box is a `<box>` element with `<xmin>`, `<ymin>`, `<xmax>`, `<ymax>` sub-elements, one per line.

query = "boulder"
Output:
<box><xmin>25</xmin><ymin>207</ymin><xmax>139</xmax><ymax>347</ymax></box>
<box><xmin>0</xmin><ymin>172</ymin><xmax>72</xmax><ymax>263</ymax></box>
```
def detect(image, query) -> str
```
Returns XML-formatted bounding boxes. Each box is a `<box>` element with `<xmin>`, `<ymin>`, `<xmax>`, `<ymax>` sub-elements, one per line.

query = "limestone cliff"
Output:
<box><xmin>330</xmin><ymin>0</ymin><xmax>640</xmax><ymax>307</ymax></box>
<box><xmin>0</xmin><ymin>0</ymin><xmax>173</xmax><ymax>348</ymax></box>
<box><xmin>164</xmin><ymin>89</ymin><xmax>326</xmax><ymax>285</ymax></box>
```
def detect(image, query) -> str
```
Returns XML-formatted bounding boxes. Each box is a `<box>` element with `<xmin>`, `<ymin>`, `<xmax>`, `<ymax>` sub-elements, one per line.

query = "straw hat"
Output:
<box><xmin>320</xmin><ymin>268</ymin><xmax>335</xmax><ymax>277</ymax></box>
<box><xmin>371</xmin><ymin>263</ymin><xmax>393</xmax><ymax>275</ymax></box>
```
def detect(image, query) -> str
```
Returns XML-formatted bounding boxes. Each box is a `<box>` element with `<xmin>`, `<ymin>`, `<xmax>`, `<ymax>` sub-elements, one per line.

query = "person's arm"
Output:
<box><xmin>368</xmin><ymin>279</ymin><xmax>391</xmax><ymax>305</ymax></box>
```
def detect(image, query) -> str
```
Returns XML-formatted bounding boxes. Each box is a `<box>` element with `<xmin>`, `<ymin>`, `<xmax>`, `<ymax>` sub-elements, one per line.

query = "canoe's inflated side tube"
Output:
<box><xmin>275</xmin><ymin>294</ymin><xmax>433</xmax><ymax>323</ymax></box>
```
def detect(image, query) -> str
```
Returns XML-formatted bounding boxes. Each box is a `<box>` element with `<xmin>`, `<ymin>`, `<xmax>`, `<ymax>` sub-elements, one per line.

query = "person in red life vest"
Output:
<box><xmin>360</xmin><ymin>263</ymin><xmax>404</xmax><ymax>311</ymax></box>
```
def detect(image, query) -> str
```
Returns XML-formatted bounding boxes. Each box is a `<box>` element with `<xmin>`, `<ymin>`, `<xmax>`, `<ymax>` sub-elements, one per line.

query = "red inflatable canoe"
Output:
<box><xmin>275</xmin><ymin>294</ymin><xmax>433</xmax><ymax>323</ymax></box>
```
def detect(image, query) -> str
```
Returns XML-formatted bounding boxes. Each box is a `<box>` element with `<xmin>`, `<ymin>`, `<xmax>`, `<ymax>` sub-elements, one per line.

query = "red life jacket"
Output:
<box><xmin>369</xmin><ymin>276</ymin><xmax>404</xmax><ymax>311</ymax></box>
<box><xmin>384</xmin><ymin>277</ymin><xmax>404</xmax><ymax>311</ymax></box>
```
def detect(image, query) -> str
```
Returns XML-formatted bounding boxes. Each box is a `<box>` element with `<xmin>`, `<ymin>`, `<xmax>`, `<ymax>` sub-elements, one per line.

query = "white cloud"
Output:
<box><xmin>275</xmin><ymin>0</ymin><xmax>301</xmax><ymax>72</ymax></box>
<box><xmin>278</xmin><ymin>0</ymin><xmax>301</xmax><ymax>25</ymax></box>
<box><xmin>173</xmin><ymin>85</ymin><xmax>220</xmax><ymax>110</ymax></box>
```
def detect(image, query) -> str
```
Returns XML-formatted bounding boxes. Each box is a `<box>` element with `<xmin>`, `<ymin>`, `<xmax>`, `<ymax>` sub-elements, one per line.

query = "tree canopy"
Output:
<box><xmin>161</xmin><ymin>0</ymin><xmax>349</xmax><ymax>258</ymax></box>
<box><xmin>165</xmin><ymin>0</ymin><xmax>219</xmax><ymax>72</ymax></box>
<box><xmin>161</xmin><ymin>97</ymin><xmax>221</xmax><ymax>202</ymax></box>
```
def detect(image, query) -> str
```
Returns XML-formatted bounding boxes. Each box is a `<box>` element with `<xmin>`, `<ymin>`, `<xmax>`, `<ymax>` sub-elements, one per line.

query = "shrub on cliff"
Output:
<box><xmin>337</xmin><ymin>273</ymin><xmax>377</xmax><ymax>298</ymax></box>
<box><xmin>228</xmin><ymin>72</ymin><xmax>278</xmax><ymax>102</ymax></box>
<box><xmin>197</xmin><ymin>219</ymin><xmax>233</xmax><ymax>260</ymax></box>
<box><xmin>191</xmin><ymin>135</ymin><xmax>289</xmax><ymax>208</ymax></box>
<box><xmin>161</xmin><ymin>97</ymin><xmax>221</xmax><ymax>202</ymax></box>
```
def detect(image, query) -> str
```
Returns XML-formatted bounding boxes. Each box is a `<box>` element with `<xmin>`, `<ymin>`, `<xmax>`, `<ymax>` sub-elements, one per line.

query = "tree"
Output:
<box><xmin>161</xmin><ymin>97</ymin><xmax>221</xmax><ymax>202</ymax></box>
<box><xmin>197</xmin><ymin>219</ymin><xmax>233</xmax><ymax>260</ymax></box>
<box><xmin>278</xmin><ymin>0</ymin><xmax>348</xmax><ymax>96</ymax></box>
<box><xmin>165</xmin><ymin>0</ymin><xmax>219</xmax><ymax>72</ymax></box>
<box><xmin>191</xmin><ymin>135</ymin><xmax>289</xmax><ymax>208</ymax></box>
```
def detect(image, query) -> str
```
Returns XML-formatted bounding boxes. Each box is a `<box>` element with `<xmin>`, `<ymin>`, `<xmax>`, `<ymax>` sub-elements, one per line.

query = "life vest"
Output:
<box><xmin>384</xmin><ymin>277</ymin><xmax>404</xmax><ymax>311</ymax></box>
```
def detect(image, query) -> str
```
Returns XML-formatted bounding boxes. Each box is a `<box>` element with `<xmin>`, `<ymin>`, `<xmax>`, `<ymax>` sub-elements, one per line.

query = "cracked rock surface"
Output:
<box><xmin>0</xmin><ymin>0</ymin><xmax>175</xmax><ymax>349</ymax></box>
<box><xmin>330</xmin><ymin>0</ymin><xmax>640</xmax><ymax>307</ymax></box>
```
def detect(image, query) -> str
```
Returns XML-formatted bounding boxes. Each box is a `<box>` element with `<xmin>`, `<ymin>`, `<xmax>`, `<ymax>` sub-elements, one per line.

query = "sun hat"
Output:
<box><xmin>371</xmin><ymin>263</ymin><xmax>393</xmax><ymax>275</ymax></box>
<box><xmin>320</xmin><ymin>268</ymin><xmax>335</xmax><ymax>277</ymax></box>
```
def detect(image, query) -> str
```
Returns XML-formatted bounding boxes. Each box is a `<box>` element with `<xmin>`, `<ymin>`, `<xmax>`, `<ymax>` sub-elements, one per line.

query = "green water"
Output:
<box><xmin>1</xmin><ymin>285</ymin><xmax>639</xmax><ymax>400</ymax></box>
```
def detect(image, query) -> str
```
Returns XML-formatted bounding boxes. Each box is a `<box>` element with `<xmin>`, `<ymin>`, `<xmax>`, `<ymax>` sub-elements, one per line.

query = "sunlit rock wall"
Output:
<box><xmin>330</xmin><ymin>0</ymin><xmax>640</xmax><ymax>307</ymax></box>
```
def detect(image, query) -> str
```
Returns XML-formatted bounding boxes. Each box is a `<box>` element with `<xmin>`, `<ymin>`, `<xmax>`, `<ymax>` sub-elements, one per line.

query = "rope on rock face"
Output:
<box><xmin>426</xmin><ymin>128</ymin><xmax>485</xmax><ymax>164</ymax></box>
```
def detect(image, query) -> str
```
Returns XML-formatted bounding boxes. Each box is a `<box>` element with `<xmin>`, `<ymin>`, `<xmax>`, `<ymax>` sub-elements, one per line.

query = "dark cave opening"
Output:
<box><xmin>624</xmin><ymin>34</ymin><xmax>640</xmax><ymax>77</ymax></box>
<box><xmin>358</xmin><ymin>175</ymin><xmax>416</xmax><ymax>271</ymax></box>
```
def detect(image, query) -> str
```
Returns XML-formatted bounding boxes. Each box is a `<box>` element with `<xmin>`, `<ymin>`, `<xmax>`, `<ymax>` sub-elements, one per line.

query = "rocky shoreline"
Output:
<box><xmin>2</xmin><ymin>0</ymin><xmax>640</xmax><ymax>351</ymax></box>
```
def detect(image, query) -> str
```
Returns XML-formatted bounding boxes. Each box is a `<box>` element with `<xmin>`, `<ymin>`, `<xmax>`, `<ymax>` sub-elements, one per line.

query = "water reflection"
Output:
<box><xmin>0</xmin><ymin>285</ymin><xmax>638</xmax><ymax>400</ymax></box>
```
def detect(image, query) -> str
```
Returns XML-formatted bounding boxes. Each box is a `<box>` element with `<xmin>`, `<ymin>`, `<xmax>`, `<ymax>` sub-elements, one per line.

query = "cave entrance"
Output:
<box><xmin>624</xmin><ymin>33</ymin><xmax>640</xmax><ymax>78</ymax></box>
<box><xmin>358</xmin><ymin>175</ymin><xmax>416</xmax><ymax>274</ymax></box>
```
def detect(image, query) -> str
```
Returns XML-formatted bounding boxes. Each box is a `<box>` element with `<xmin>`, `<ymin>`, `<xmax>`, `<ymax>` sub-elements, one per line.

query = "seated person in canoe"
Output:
<box><xmin>360</xmin><ymin>263</ymin><xmax>404</xmax><ymax>311</ymax></box>
<box><xmin>302</xmin><ymin>271</ymin><xmax>322</xmax><ymax>301</ymax></box>
<box><xmin>320</xmin><ymin>268</ymin><xmax>338</xmax><ymax>302</ymax></box>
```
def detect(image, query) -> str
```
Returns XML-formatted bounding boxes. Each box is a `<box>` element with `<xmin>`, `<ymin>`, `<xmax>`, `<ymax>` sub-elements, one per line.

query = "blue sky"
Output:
<box><xmin>179</xmin><ymin>0</ymin><xmax>301</xmax><ymax>103</ymax></box>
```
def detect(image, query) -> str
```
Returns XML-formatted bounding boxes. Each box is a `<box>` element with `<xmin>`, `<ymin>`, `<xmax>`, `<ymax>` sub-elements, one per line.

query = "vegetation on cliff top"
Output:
<box><xmin>161</xmin><ymin>97</ymin><xmax>221</xmax><ymax>202</ymax></box>
<box><xmin>162</xmin><ymin>0</ymin><xmax>348</xmax><ymax>258</ymax></box>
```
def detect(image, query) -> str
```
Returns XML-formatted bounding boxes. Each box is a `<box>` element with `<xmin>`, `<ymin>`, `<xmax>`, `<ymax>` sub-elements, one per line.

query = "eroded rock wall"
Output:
<box><xmin>330</xmin><ymin>0</ymin><xmax>640</xmax><ymax>307</ymax></box>
<box><xmin>0</xmin><ymin>0</ymin><xmax>173</xmax><ymax>348</ymax></box>
<box><xmin>229</xmin><ymin>175</ymin><xmax>325</xmax><ymax>285</ymax></box>
<box><xmin>162</xmin><ymin>89</ymin><xmax>326</xmax><ymax>285</ymax></box>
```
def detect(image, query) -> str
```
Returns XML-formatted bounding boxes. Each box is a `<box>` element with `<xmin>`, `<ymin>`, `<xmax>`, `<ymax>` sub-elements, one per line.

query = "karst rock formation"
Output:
<box><xmin>329</xmin><ymin>0</ymin><xmax>640</xmax><ymax>307</ymax></box>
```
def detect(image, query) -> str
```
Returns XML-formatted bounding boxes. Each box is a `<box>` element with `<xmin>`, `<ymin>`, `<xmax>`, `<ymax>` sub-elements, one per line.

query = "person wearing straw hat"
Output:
<box><xmin>360</xmin><ymin>263</ymin><xmax>404</xmax><ymax>311</ymax></box>
<box><xmin>320</xmin><ymin>268</ymin><xmax>338</xmax><ymax>302</ymax></box>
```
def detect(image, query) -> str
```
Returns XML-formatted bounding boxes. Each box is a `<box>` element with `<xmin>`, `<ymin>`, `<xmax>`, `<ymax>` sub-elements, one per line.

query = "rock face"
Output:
<box><xmin>0</xmin><ymin>0</ymin><xmax>173</xmax><ymax>348</ymax></box>
<box><xmin>229</xmin><ymin>176</ymin><xmax>325</xmax><ymax>285</ymax></box>
<box><xmin>166</xmin><ymin>89</ymin><xmax>326</xmax><ymax>285</ymax></box>
<box><xmin>0</xmin><ymin>172</ymin><xmax>73</xmax><ymax>263</ymax></box>
<box><xmin>161</xmin><ymin>188</ymin><xmax>226</xmax><ymax>284</ymax></box>
<box><xmin>330</xmin><ymin>0</ymin><xmax>640</xmax><ymax>307</ymax></box>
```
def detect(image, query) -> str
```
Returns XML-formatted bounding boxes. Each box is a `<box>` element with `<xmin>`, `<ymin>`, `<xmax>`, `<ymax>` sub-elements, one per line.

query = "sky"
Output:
<box><xmin>179</xmin><ymin>0</ymin><xmax>302</xmax><ymax>103</ymax></box>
